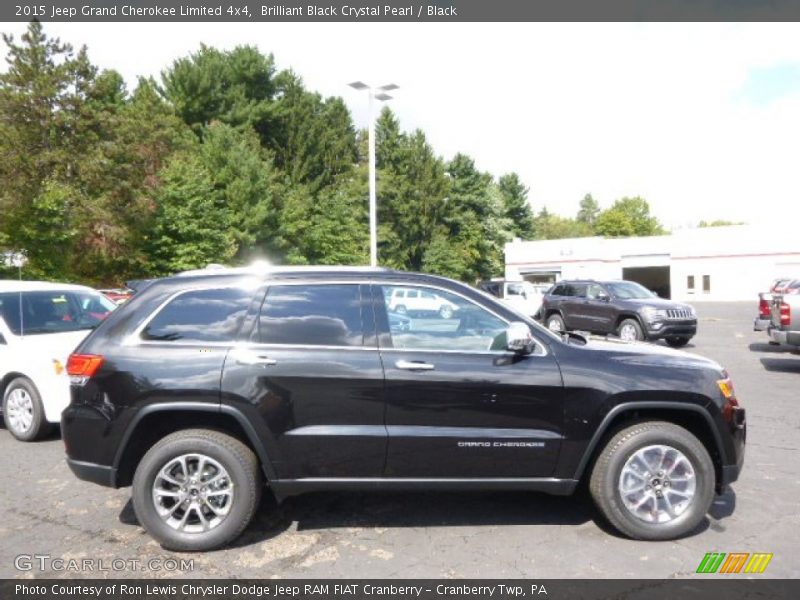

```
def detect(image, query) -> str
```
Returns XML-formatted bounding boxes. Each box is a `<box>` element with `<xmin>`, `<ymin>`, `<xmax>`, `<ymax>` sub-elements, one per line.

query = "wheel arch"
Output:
<box><xmin>113</xmin><ymin>402</ymin><xmax>277</xmax><ymax>487</ymax></box>
<box><xmin>615</xmin><ymin>312</ymin><xmax>646</xmax><ymax>332</ymax></box>
<box><xmin>0</xmin><ymin>371</ymin><xmax>33</xmax><ymax>398</ymax></box>
<box><xmin>574</xmin><ymin>402</ymin><xmax>726</xmax><ymax>493</ymax></box>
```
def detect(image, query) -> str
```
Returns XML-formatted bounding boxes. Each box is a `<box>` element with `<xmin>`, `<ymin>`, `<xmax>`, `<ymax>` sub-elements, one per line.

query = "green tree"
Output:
<box><xmin>161</xmin><ymin>44</ymin><xmax>278</xmax><ymax>139</ymax></box>
<box><xmin>145</xmin><ymin>152</ymin><xmax>237</xmax><ymax>275</ymax></box>
<box><xmin>270</xmin><ymin>71</ymin><xmax>357</xmax><ymax>189</ymax></box>
<box><xmin>0</xmin><ymin>21</ymin><xmax>96</xmax><ymax>277</ymax></box>
<box><xmin>595</xmin><ymin>196</ymin><xmax>664</xmax><ymax>237</ymax></box>
<box><xmin>377</xmin><ymin>127</ymin><xmax>450</xmax><ymax>271</ymax></box>
<box><xmin>200</xmin><ymin>121</ymin><xmax>281</xmax><ymax>256</ymax></box>
<box><xmin>498</xmin><ymin>173</ymin><xmax>535</xmax><ymax>239</ymax></box>
<box><xmin>534</xmin><ymin>208</ymin><xmax>594</xmax><ymax>240</ymax></box>
<box><xmin>577</xmin><ymin>193</ymin><xmax>600</xmax><ymax>228</ymax></box>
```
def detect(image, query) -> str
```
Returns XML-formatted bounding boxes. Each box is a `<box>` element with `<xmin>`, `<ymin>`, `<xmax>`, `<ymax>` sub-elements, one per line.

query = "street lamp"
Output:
<box><xmin>348</xmin><ymin>81</ymin><xmax>399</xmax><ymax>267</ymax></box>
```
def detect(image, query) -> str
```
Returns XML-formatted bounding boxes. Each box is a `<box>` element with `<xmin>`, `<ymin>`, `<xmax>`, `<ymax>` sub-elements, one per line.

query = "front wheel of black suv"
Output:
<box><xmin>132</xmin><ymin>429</ymin><xmax>262</xmax><ymax>552</ymax></box>
<box><xmin>589</xmin><ymin>421</ymin><xmax>714</xmax><ymax>540</ymax></box>
<box><xmin>665</xmin><ymin>337</ymin><xmax>691</xmax><ymax>348</ymax></box>
<box><xmin>617</xmin><ymin>318</ymin><xmax>644</xmax><ymax>342</ymax></box>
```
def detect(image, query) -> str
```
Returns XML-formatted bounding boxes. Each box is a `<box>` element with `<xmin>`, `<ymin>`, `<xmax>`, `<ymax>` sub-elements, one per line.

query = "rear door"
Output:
<box><xmin>374</xmin><ymin>283</ymin><xmax>564</xmax><ymax>479</ymax></box>
<box><xmin>220</xmin><ymin>282</ymin><xmax>387</xmax><ymax>479</ymax></box>
<box><xmin>561</xmin><ymin>283</ymin><xmax>588</xmax><ymax>330</ymax></box>
<box><xmin>582</xmin><ymin>283</ymin><xmax>615</xmax><ymax>333</ymax></box>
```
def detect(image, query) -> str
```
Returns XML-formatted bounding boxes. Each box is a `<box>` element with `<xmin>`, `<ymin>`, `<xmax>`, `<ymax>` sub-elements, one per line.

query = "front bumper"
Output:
<box><xmin>646</xmin><ymin>319</ymin><xmax>697</xmax><ymax>340</ymax></box>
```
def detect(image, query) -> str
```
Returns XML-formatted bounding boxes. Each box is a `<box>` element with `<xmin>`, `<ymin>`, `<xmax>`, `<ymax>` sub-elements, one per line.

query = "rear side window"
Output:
<box><xmin>258</xmin><ymin>284</ymin><xmax>364</xmax><ymax>347</ymax></box>
<box><xmin>142</xmin><ymin>288</ymin><xmax>251</xmax><ymax>342</ymax></box>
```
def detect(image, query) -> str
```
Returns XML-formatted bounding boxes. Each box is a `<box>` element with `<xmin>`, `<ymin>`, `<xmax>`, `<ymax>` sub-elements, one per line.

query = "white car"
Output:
<box><xmin>387</xmin><ymin>287</ymin><xmax>458</xmax><ymax>319</ymax></box>
<box><xmin>0</xmin><ymin>281</ymin><xmax>116</xmax><ymax>441</ymax></box>
<box><xmin>479</xmin><ymin>280</ymin><xmax>549</xmax><ymax>317</ymax></box>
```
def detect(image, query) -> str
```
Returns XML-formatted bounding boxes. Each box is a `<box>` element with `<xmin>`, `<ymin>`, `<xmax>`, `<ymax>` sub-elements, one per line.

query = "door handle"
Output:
<box><xmin>231</xmin><ymin>349</ymin><xmax>277</xmax><ymax>367</ymax></box>
<box><xmin>395</xmin><ymin>360</ymin><xmax>435</xmax><ymax>371</ymax></box>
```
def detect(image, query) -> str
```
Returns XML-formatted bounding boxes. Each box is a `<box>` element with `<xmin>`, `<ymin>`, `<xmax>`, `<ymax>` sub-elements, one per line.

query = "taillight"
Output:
<box><xmin>66</xmin><ymin>353</ymin><xmax>104</xmax><ymax>384</ymax></box>
<box><xmin>780</xmin><ymin>302</ymin><xmax>791</xmax><ymax>327</ymax></box>
<box><xmin>758</xmin><ymin>297</ymin><xmax>771</xmax><ymax>318</ymax></box>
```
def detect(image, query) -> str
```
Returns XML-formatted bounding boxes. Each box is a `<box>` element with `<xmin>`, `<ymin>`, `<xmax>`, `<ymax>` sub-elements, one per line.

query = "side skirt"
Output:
<box><xmin>270</xmin><ymin>478</ymin><xmax>578</xmax><ymax>501</ymax></box>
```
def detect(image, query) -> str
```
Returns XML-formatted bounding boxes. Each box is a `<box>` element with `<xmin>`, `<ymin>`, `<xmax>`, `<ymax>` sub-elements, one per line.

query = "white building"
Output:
<box><xmin>504</xmin><ymin>224</ymin><xmax>800</xmax><ymax>301</ymax></box>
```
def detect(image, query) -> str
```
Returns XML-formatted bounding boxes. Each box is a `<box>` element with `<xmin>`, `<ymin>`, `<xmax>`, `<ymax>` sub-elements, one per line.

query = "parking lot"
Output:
<box><xmin>1</xmin><ymin>301</ymin><xmax>798</xmax><ymax>579</ymax></box>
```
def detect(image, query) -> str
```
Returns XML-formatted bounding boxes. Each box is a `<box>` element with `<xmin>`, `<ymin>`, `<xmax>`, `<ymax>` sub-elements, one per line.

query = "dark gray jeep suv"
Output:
<box><xmin>540</xmin><ymin>280</ymin><xmax>697</xmax><ymax>347</ymax></box>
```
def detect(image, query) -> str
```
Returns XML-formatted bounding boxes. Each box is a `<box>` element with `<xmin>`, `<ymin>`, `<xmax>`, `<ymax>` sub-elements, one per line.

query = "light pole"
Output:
<box><xmin>348</xmin><ymin>81</ymin><xmax>399</xmax><ymax>267</ymax></box>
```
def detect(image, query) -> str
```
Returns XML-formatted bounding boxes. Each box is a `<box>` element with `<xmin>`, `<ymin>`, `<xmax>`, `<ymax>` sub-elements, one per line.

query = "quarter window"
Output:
<box><xmin>381</xmin><ymin>285</ymin><xmax>508</xmax><ymax>352</ymax></box>
<box><xmin>258</xmin><ymin>284</ymin><xmax>364</xmax><ymax>347</ymax></box>
<box><xmin>142</xmin><ymin>288</ymin><xmax>251</xmax><ymax>342</ymax></box>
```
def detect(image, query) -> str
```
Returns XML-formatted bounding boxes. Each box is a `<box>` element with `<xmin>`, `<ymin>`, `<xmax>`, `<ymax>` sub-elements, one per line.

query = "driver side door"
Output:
<box><xmin>374</xmin><ymin>284</ymin><xmax>564</xmax><ymax>479</ymax></box>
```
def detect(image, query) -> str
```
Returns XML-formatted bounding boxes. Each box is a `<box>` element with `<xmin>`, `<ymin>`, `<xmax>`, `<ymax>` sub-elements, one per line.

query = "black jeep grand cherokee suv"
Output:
<box><xmin>63</xmin><ymin>267</ymin><xmax>744</xmax><ymax>551</ymax></box>
<box><xmin>541</xmin><ymin>280</ymin><xmax>698</xmax><ymax>347</ymax></box>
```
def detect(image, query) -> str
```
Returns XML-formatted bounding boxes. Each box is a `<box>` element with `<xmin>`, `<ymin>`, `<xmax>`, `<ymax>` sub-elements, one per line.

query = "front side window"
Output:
<box><xmin>605</xmin><ymin>281</ymin><xmax>654</xmax><ymax>300</ymax></box>
<box><xmin>142</xmin><ymin>287</ymin><xmax>251</xmax><ymax>342</ymax></box>
<box><xmin>0</xmin><ymin>290</ymin><xmax>116</xmax><ymax>336</ymax></box>
<box><xmin>258</xmin><ymin>284</ymin><xmax>364</xmax><ymax>347</ymax></box>
<box><xmin>587</xmin><ymin>284</ymin><xmax>607</xmax><ymax>299</ymax></box>
<box><xmin>381</xmin><ymin>285</ymin><xmax>508</xmax><ymax>352</ymax></box>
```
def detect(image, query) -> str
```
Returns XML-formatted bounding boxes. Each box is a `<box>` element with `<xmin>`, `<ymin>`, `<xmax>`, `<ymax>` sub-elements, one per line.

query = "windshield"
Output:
<box><xmin>605</xmin><ymin>281</ymin><xmax>656</xmax><ymax>300</ymax></box>
<box><xmin>0</xmin><ymin>290</ymin><xmax>117</xmax><ymax>336</ymax></box>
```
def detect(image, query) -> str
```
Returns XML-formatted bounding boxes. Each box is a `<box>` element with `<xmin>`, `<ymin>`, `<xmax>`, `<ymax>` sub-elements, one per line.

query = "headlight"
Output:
<box><xmin>688</xmin><ymin>305</ymin><xmax>697</xmax><ymax>317</ymax></box>
<box><xmin>642</xmin><ymin>307</ymin><xmax>668</xmax><ymax>322</ymax></box>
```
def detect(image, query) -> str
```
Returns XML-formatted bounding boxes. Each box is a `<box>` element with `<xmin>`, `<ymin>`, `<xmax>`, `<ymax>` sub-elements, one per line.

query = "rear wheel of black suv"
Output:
<box><xmin>132</xmin><ymin>429</ymin><xmax>261</xmax><ymax>552</ymax></box>
<box><xmin>589</xmin><ymin>421</ymin><xmax>714</xmax><ymax>540</ymax></box>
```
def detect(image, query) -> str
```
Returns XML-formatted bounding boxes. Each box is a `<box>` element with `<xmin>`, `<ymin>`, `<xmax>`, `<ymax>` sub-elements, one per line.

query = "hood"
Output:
<box><xmin>16</xmin><ymin>330</ymin><xmax>91</xmax><ymax>360</ymax></box>
<box><xmin>579</xmin><ymin>336</ymin><xmax>722</xmax><ymax>372</ymax></box>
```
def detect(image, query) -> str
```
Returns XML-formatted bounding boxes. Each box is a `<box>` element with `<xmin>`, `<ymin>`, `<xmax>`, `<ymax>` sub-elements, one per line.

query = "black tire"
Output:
<box><xmin>589</xmin><ymin>421</ymin><xmax>714</xmax><ymax>540</ymax></box>
<box><xmin>132</xmin><ymin>429</ymin><xmax>262</xmax><ymax>552</ymax></box>
<box><xmin>617</xmin><ymin>318</ymin><xmax>644</xmax><ymax>342</ymax></box>
<box><xmin>546</xmin><ymin>313</ymin><xmax>566</xmax><ymax>332</ymax></box>
<box><xmin>665</xmin><ymin>337</ymin><xmax>691</xmax><ymax>348</ymax></box>
<box><xmin>2</xmin><ymin>377</ymin><xmax>51</xmax><ymax>441</ymax></box>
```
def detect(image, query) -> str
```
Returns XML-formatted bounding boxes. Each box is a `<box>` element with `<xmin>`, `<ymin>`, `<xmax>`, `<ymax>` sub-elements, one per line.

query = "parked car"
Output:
<box><xmin>540</xmin><ymin>280</ymin><xmax>697</xmax><ymax>347</ymax></box>
<box><xmin>387</xmin><ymin>286</ymin><xmax>458</xmax><ymax>318</ymax></box>
<box><xmin>768</xmin><ymin>291</ymin><xmax>800</xmax><ymax>350</ymax></box>
<box><xmin>0</xmin><ymin>281</ymin><xmax>117</xmax><ymax>440</ymax></box>
<box><xmin>62</xmin><ymin>266</ymin><xmax>744</xmax><ymax>550</ymax></box>
<box><xmin>755</xmin><ymin>279</ymin><xmax>799</xmax><ymax>332</ymax></box>
<box><xmin>478</xmin><ymin>279</ymin><xmax>549</xmax><ymax>317</ymax></box>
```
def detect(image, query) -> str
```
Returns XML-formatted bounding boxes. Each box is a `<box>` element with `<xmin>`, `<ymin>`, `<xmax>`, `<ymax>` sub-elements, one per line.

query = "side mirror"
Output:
<box><xmin>597</xmin><ymin>293</ymin><xmax>610</xmax><ymax>302</ymax></box>
<box><xmin>506</xmin><ymin>321</ymin><xmax>535</xmax><ymax>354</ymax></box>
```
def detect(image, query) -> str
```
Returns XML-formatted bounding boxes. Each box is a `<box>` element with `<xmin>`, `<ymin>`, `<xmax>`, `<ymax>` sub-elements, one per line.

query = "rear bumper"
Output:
<box><xmin>66</xmin><ymin>458</ymin><xmax>117</xmax><ymax>488</ymax></box>
<box><xmin>768</xmin><ymin>327</ymin><xmax>800</xmax><ymax>347</ymax></box>
<box><xmin>753</xmin><ymin>316</ymin><xmax>771</xmax><ymax>332</ymax></box>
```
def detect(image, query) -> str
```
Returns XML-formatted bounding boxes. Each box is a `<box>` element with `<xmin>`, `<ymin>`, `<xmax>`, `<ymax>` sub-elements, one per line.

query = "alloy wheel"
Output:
<box><xmin>618</xmin><ymin>444</ymin><xmax>697</xmax><ymax>524</ymax></box>
<box><xmin>152</xmin><ymin>453</ymin><xmax>234</xmax><ymax>533</ymax></box>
